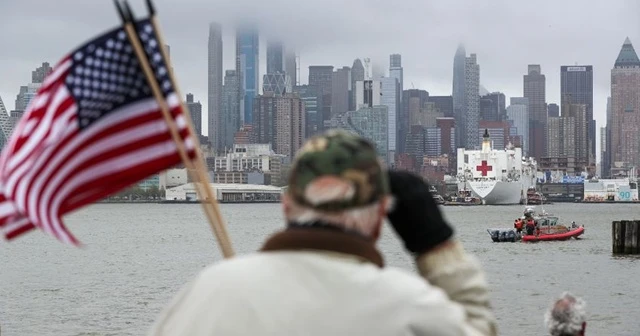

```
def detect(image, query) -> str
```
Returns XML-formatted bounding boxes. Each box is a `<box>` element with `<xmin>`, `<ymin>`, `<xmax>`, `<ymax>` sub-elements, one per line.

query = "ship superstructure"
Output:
<box><xmin>456</xmin><ymin>129</ymin><xmax>537</xmax><ymax>204</ymax></box>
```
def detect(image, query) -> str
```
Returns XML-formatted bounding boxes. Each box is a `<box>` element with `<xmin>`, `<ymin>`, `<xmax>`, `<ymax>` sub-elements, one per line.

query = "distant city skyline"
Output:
<box><xmin>2</xmin><ymin>0</ymin><xmax>640</xmax><ymax>161</ymax></box>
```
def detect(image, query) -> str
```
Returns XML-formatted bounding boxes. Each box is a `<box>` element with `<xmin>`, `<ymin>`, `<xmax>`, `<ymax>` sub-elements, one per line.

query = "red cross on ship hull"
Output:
<box><xmin>476</xmin><ymin>160</ymin><xmax>493</xmax><ymax>176</ymax></box>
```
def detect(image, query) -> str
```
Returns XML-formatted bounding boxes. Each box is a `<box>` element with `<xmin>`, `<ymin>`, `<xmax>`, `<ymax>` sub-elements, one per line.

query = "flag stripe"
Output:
<box><xmin>47</xmin><ymin>140</ymin><xmax>186</xmax><ymax>243</ymax></box>
<box><xmin>0</xmin><ymin>202</ymin><xmax>17</xmax><ymax>219</ymax></box>
<box><xmin>17</xmin><ymin>105</ymin><xmax>78</xmax><ymax>217</ymax></box>
<box><xmin>6</xmin><ymin>87</ymin><xmax>71</xmax><ymax>173</ymax></box>
<box><xmin>61</xmin><ymin>128</ymin><xmax>194</xmax><ymax>212</ymax></box>
<box><xmin>4</xmin><ymin>218</ymin><xmax>35</xmax><ymax>240</ymax></box>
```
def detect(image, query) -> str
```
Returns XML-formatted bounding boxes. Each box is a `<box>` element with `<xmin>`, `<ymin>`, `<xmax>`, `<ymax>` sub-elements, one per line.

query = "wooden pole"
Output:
<box><xmin>636</xmin><ymin>220</ymin><xmax>640</xmax><ymax>254</ymax></box>
<box><xmin>625</xmin><ymin>221</ymin><xmax>639</xmax><ymax>254</ymax></box>
<box><xmin>612</xmin><ymin>220</ymin><xmax>640</xmax><ymax>255</ymax></box>
<box><xmin>115</xmin><ymin>0</ymin><xmax>234</xmax><ymax>258</ymax></box>
<box><xmin>624</xmin><ymin>220</ymin><xmax>634</xmax><ymax>254</ymax></box>
<box><xmin>612</xmin><ymin>221</ymin><xmax>624</xmax><ymax>254</ymax></box>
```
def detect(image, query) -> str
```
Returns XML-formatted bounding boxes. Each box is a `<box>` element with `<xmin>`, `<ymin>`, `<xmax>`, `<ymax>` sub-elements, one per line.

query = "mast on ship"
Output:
<box><xmin>481</xmin><ymin>129</ymin><xmax>491</xmax><ymax>153</ymax></box>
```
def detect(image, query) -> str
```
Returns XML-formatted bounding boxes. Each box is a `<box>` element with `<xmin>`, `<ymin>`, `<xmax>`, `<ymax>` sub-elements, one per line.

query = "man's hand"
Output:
<box><xmin>386</xmin><ymin>171</ymin><xmax>454</xmax><ymax>255</ymax></box>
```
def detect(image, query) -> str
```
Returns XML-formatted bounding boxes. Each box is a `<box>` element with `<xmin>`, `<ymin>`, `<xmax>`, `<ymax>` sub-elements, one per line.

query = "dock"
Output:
<box><xmin>443</xmin><ymin>202</ymin><xmax>482</xmax><ymax>206</ymax></box>
<box><xmin>612</xmin><ymin>220</ymin><xmax>640</xmax><ymax>254</ymax></box>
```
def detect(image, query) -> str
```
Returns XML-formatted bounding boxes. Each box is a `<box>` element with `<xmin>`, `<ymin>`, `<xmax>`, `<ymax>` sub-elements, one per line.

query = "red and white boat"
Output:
<box><xmin>521</xmin><ymin>207</ymin><xmax>585</xmax><ymax>242</ymax></box>
<box><xmin>522</xmin><ymin>226</ymin><xmax>585</xmax><ymax>242</ymax></box>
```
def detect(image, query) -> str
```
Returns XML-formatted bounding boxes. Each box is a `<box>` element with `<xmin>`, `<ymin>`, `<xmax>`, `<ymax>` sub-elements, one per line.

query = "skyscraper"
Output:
<box><xmin>389</xmin><ymin>54</ymin><xmax>403</xmax><ymax>87</ymax></box>
<box><xmin>371</xmin><ymin>62</ymin><xmax>384</xmax><ymax>80</ymax></box>
<box><xmin>380</xmin><ymin>76</ymin><xmax>399</xmax><ymax>155</ymax></box>
<box><xmin>308</xmin><ymin>65</ymin><xmax>333</xmax><ymax>127</ymax></box>
<box><xmin>14</xmin><ymin>86</ymin><xmax>28</xmax><ymax>112</ymax></box>
<box><xmin>610</xmin><ymin>38</ymin><xmax>640</xmax><ymax>172</ymax></box>
<box><xmin>0</xmin><ymin>94</ymin><xmax>10</xmax><ymax>149</ymax></box>
<box><xmin>428</xmin><ymin>96</ymin><xmax>453</xmax><ymax>118</ymax></box>
<box><xmin>389</xmin><ymin>54</ymin><xmax>403</xmax><ymax>108</ymax></box>
<box><xmin>236</xmin><ymin>24</ymin><xmax>260</xmax><ymax>125</ymax></box>
<box><xmin>507</xmin><ymin>97</ymin><xmax>529</xmax><ymax>154</ymax></box>
<box><xmin>350</xmin><ymin>59</ymin><xmax>365</xmax><ymax>111</ymax></box>
<box><xmin>523</xmin><ymin>64</ymin><xmax>547</xmax><ymax>159</ymax></box>
<box><xmin>331</xmin><ymin>66</ymin><xmax>350</xmax><ymax>116</ymax></box>
<box><xmin>479</xmin><ymin>92</ymin><xmax>506</xmax><ymax>122</ymax></box>
<box><xmin>566</xmin><ymin>103</ymin><xmax>588</xmax><ymax>166</ymax></box>
<box><xmin>355</xmin><ymin>79</ymin><xmax>382</xmax><ymax>108</ymax></box>
<box><xmin>31</xmin><ymin>62</ymin><xmax>52</xmax><ymax>83</ymax></box>
<box><xmin>600</xmin><ymin>125</ymin><xmax>607</xmax><ymax>177</ymax></box>
<box><xmin>547</xmin><ymin>103</ymin><xmax>588</xmax><ymax>173</ymax></box>
<box><xmin>14</xmin><ymin>83</ymin><xmax>40</xmax><ymax>112</ymax></box>
<box><xmin>403</xmin><ymin>90</ymin><xmax>429</xmax><ymax>126</ymax></box>
<box><xmin>389</xmin><ymin>54</ymin><xmax>403</xmax><ymax>158</ymax></box>
<box><xmin>464</xmin><ymin>53</ymin><xmax>480</xmax><ymax>149</ymax></box>
<box><xmin>452</xmin><ymin>44</ymin><xmax>466</xmax><ymax>149</ymax></box>
<box><xmin>561</xmin><ymin>65</ymin><xmax>594</xmax><ymax>164</ymax></box>
<box><xmin>547</xmin><ymin>103</ymin><xmax>560</xmax><ymax>118</ymax></box>
<box><xmin>186</xmin><ymin>93</ymin><xmax>203</xmax><ymax>137</ymax></box>
<box><xmin>293</xmin><ymin>85</ymin><xmax>320</xmax><ymax>137</ymax></box>
<box><xmin>266</xmin><ymin>40</ymin><xmax>284</xmax><ymax>74</ymax></box>
<box><xmin>164</xmin><ymin>44</ymin><xmax>173</xmax><ymax>74</ymax></box>
<box><xmin>325</xmin><ymin>106</ymin><xmax>388</xmax><ymax>162</ymax></box>
<box><xmin>284</xmin><ymin>49</ymin><xmax>297</xmax><ymax>86</ymax></box>
<box><xmin>0</xmin><ymin>95</ymin><xmax>7</xmax><ymax>118</ymax></box>
<box><xmin>253</xmin><ymin>93</ymin><xmax>305</xmax><ymax>158</ymax></box>
<box><xmin>262</xmin><ymin>73</ymin><xmax>291</xmax><ymax>96</ymax></box>
<box><xmin>208</xmin><ymin>22</ymin><xmax>223</xmax><ymax>151</ymax></box>
<box><xmin>604</xmin><ymin>96</ymin><xmax>612</xmax><ymax>177</ymax></box>
<box><xmin>221</xmin><ymin>70</ymin><xmax>240</xmax><ymax>149</ymax></box>
<box><xmin>399</xmin><ymin>89</ymin><xmax>429</xmax><ymax>154</ymax></box>
<box><xmin>264</xmin><ymin>41</ymin><xmax>290</xmax><ymax>96</ymax></box>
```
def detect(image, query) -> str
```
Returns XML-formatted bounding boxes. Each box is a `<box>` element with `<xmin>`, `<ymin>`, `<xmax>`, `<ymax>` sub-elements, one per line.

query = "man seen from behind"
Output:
<box><xmin>148</xmin><ymin>130</ymin><xmax>498</xmax><ymax>336</ymax></box>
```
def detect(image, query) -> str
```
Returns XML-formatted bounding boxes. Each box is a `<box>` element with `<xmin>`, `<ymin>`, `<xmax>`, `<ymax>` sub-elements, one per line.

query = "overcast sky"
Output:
<box><xmin>2</xmin><ymin>0</ymin><xmax>640</xmax><ymax>160</ymax></box>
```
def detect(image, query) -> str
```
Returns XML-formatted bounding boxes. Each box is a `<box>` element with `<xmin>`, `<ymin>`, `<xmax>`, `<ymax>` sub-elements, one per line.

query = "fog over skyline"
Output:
<box><xmin>2</xmin><ymin>0</ymin><xmax>640</xmax><ymax>159</ymax></box>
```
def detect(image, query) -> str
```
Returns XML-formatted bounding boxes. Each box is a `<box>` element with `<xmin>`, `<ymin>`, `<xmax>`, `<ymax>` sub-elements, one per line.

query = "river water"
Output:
<box><xmin>0</xmin><ymin>203</ymin><xmax>638</xmax><ymax>335</ymax></box>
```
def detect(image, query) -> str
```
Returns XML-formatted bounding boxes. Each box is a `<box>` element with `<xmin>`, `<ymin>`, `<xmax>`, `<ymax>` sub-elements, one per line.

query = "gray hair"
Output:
<box><xmin>544</xmin><ymin>292</ymin><xmax>586</xmax><ymax>336</ymax></box>
<box><xmin>284</xmin><ymin>194</ymin><xmax>394</xmax><ymax>237</ymax></box>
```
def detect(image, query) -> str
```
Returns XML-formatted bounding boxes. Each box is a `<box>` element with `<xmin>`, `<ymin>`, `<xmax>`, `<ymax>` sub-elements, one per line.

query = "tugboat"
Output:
<box><xmin>433</xmin><ymin>194</ymin><xmax>445</xmax><ymax>205</ymax></box>
<box><xmin>525</xmin><ymin>187</ymin><xmax>551</xmax><ymax>205</ymax></box>
<box><xmin>444</xmin><ymin>189</ymin><xmax>482</xmax><ymax>206</ymax></box>
<box><xmin>429</xmin><ymin>185</ymin><xmax>446</xmax><ymax>205</ymax></box>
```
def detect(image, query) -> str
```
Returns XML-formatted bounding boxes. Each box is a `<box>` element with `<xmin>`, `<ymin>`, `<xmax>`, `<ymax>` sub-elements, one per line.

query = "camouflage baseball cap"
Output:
<box><xmin>287</xmin><ymin>130</ymin><xmax>390</xmax><ymax>212</ymax></box>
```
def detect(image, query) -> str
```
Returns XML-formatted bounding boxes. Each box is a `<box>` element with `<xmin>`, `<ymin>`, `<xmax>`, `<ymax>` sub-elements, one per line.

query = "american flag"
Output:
<box><xmin>0</xmin><ymin>18</ymin><xmax>195</xmax><ymax>245</ymax></box>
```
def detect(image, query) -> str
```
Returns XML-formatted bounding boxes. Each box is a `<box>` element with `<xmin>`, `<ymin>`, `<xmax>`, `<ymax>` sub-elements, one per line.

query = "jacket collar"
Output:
<box><xmin>260</xmin><ymin>222</ymin><xmax>384</xmax><ymax>267</ymax></box>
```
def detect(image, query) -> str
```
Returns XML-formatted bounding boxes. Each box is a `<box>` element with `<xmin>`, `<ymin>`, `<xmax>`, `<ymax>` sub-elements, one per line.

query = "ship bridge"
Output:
<box><xmin>457</xmin><ymin>129</ymin><xmax>524</xmax><ymax>182</ymax></box>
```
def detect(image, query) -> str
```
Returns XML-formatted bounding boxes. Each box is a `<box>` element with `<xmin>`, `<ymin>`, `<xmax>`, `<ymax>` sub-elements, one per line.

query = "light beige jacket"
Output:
<box><xmin>149</xmin><ymin>229</ymin><xmax>497</xmax><ymax>336</ymax></box>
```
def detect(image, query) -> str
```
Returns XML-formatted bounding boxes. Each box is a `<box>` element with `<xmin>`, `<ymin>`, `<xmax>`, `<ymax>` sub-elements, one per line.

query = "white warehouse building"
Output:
<box><xmin>165</xmin><ymin>183</ymin><xmax>283</xmax><ymax>203</ymax></box>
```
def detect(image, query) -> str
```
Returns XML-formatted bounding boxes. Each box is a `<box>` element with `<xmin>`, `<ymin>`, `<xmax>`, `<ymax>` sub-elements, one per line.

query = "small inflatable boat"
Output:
<box><xmin>522</xmin><ymin>226</ymin><xmax>585</xmax><ymax>242</ymax></box>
